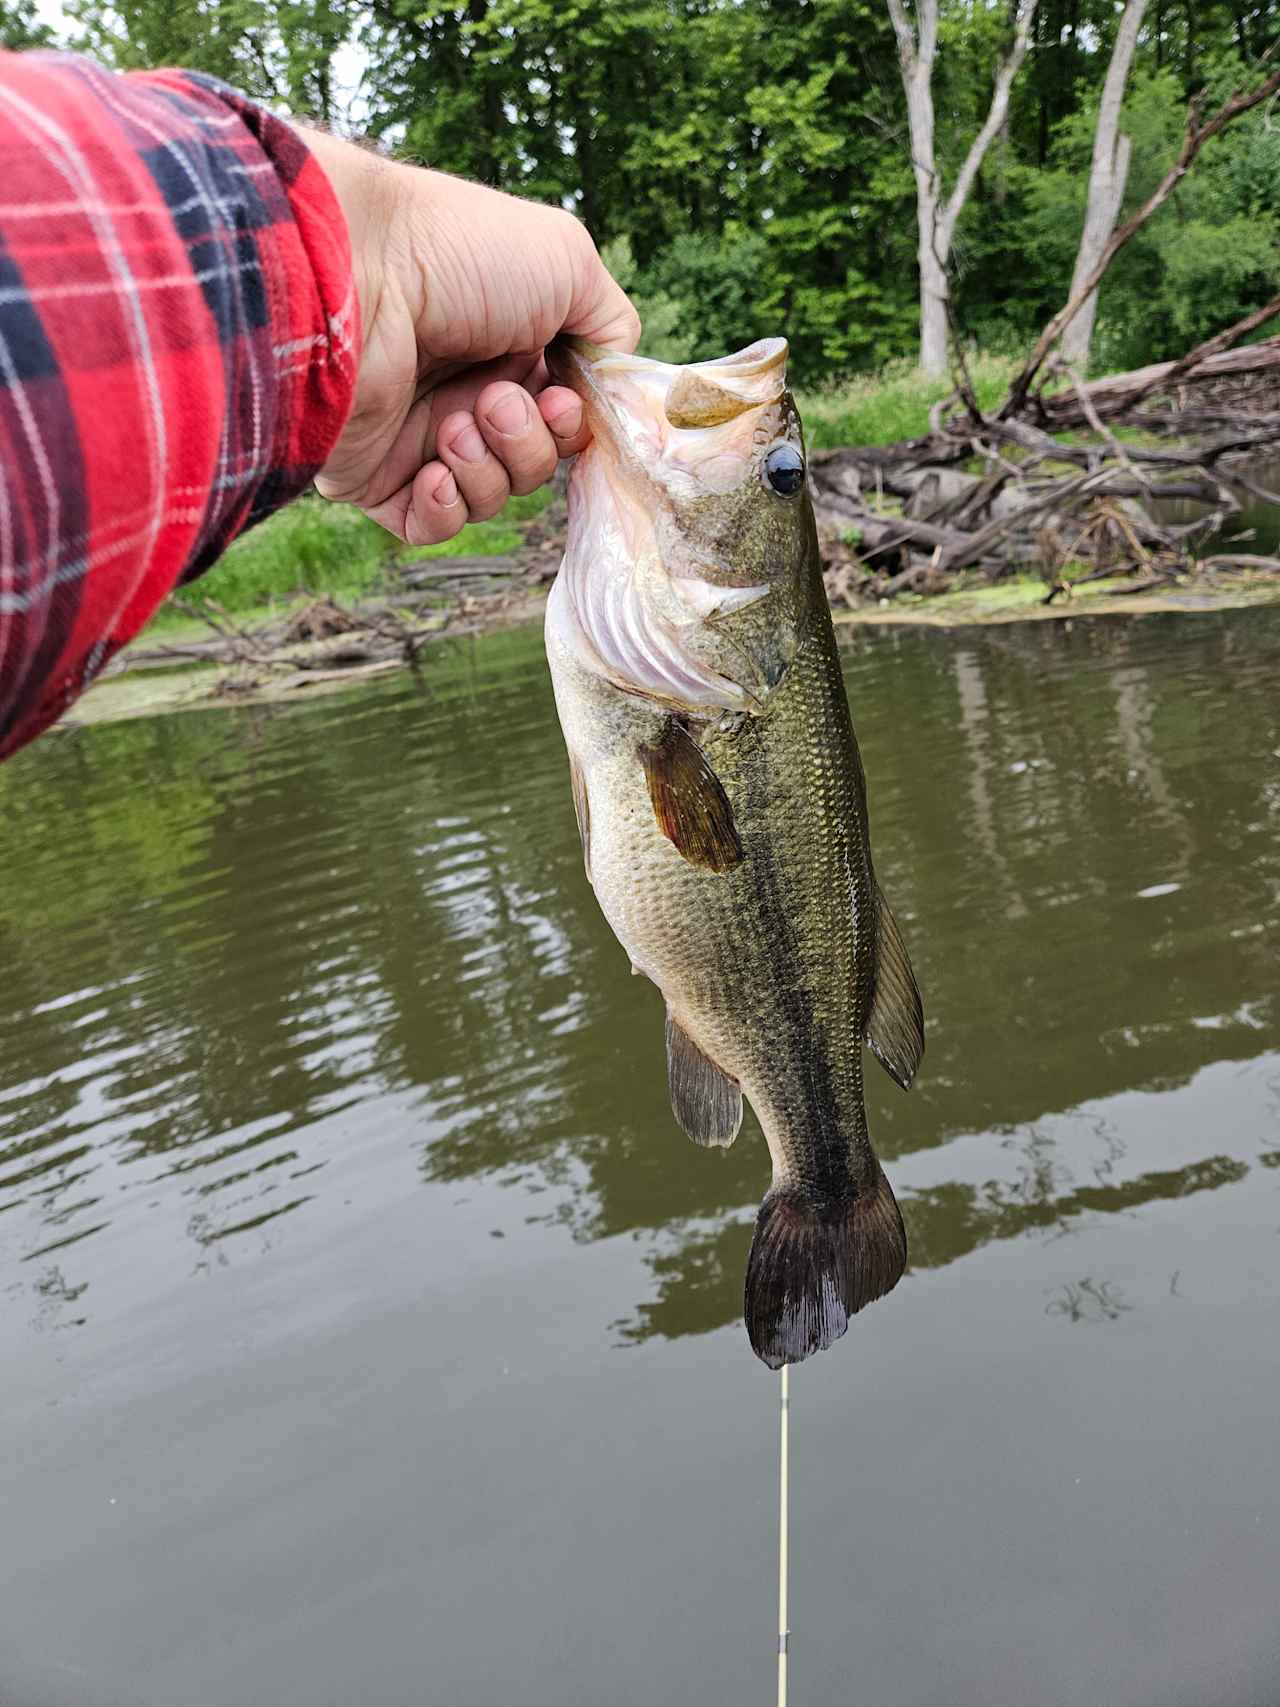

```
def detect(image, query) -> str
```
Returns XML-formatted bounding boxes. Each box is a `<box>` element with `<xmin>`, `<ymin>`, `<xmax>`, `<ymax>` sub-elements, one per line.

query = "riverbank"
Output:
<box><xmin>67</xmin><ymin>560</ymin><xmax>1280</xmax><ymax>732</ymax></box>
<box><xmin>66</xmin><ymin>351</ymin><xmax>1280</xmax><ymax>730</ymax></box>
<box><xmin>133</xmin><ymin>358</ymin><xmax>1017</xmax><ymax>635</ymax></box>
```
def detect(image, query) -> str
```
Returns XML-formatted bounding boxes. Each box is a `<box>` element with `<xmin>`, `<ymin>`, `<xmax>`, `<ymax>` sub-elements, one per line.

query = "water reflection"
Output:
<box><xmin>1</xmin><ymin>611</ymin><xmax>1277</xmax><ymax>1348</ymax></box>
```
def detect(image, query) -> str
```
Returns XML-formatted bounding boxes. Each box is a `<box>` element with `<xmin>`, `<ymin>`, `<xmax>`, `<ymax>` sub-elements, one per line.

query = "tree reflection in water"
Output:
<box><xmin>1</xmin><ymin>610</ymin><xmax>1277</xmax><ymax>1345</ymax></box>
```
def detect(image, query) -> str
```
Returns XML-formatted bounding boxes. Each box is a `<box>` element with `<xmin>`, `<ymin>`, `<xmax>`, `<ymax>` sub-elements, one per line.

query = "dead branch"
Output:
<box><xmin>1044</xmin><ymin>299</ymin><xmax>1280</xmax><ymax>427</ymax></box>
<box><xmin>1199</xmin><ymin>552</ymin><xmax>1280</xmax><ymax>571</ymax></box>
<box><xmin>1002</xmin><ymin>64</ymin><xmax>1280</xmax><ymax>415</ymax></box>
<box><xmin>1042</xmin><ymin>335</ymin><xmax>1280</xmax><ymax>428</ymax></box>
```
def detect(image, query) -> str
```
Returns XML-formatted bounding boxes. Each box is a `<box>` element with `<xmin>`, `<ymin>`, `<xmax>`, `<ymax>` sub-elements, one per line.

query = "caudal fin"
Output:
<box><xmin>744</xmin><ymin>1171</ymin><xmax>907</xmax><ymax>1369</ymax></box>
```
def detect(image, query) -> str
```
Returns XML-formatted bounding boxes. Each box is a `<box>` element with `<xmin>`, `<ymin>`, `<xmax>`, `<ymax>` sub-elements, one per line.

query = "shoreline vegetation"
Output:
<box><xmin>72</xmin><ymin>352</ymin><xmax>1280</xmax><ymax>732</ymax></box>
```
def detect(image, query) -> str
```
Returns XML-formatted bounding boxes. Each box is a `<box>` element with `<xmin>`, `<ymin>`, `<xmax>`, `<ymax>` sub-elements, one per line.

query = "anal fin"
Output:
<box><xmin>866</xmin><ymin>882</ymin><xmax>925</xmax><ymax>1090</ymax></box>
<box><xmin>639</xmin><ymin>721</ymin><xmax>742</xmax><ymax>873</ymax></box>
<box><xmin>665</xmin><ymin>1009</ymin><xmax>743</xmax><ymax>1147</ymax></box>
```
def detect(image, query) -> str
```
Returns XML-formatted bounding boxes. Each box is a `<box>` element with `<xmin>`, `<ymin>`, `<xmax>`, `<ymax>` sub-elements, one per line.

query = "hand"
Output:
<box><xmin>303</xmin><ymin>132</ymin><xmax>640</xmax><ymax>546</ymax></box>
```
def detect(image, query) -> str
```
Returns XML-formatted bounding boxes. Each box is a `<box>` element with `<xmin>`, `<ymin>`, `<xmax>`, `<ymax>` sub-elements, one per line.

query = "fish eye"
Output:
<box><xmin>763</xmin><ymin>443</ymin><xmax>805</xmax><ymax>497</ymax></box>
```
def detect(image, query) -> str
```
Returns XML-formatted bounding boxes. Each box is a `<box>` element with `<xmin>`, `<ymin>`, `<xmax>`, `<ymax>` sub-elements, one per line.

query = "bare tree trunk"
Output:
<box><xmin>1004</xmin><ymin>62</ymin><xmax>1280</xmax><ymax>412</ymax></box>
<box><xmin>886</xmin><ymin>0</ymin><xmax>943</xmax><ymax>372</ymax></box>
<box><xmin>1061</xmin><ymin>0</ymin><xmax>1147</xmax><ymax>367</ymax></box>
<box><xmin>886</xmin><ymin>0</ymin><xmax>1039</xmax><ymax>376</ymax></box>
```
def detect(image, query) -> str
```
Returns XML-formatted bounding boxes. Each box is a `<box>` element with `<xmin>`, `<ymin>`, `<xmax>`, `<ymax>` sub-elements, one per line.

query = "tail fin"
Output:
<box><xmin>744</xmin><ymin>1171</ymin><xmax>906</xmax><ymax>1369</ymax></box>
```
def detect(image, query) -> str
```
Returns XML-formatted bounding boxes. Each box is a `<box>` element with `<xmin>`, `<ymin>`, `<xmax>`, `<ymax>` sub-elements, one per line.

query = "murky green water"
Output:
<box><xmin>2</xmin><ymin>609</ymin><xmax>1278</xmax><ymax>1707</ymax></box>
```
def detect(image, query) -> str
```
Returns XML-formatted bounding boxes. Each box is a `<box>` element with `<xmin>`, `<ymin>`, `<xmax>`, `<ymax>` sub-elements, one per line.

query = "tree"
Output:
<box><xmin>1060</xmin><ymin>0</ymin><xmax>1148</xmax><ymax>367</ymax></box>
<box><xmin>885</xmin><ymin>0</ymin><xmax>1039</xmax><ymax>374</ymax></box>
<box><xmin>0</xmin><ymin>0</ymin><xmax>53</xmax><ymax>47</ymax></box>
<box><xmin>67</xmin><ymin>0</ymin><xmax>282</xmax><ymax>98</ymax></box>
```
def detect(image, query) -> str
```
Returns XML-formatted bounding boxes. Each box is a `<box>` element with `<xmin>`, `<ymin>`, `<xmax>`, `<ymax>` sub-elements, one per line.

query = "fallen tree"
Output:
<box><xmin>813</xmin><ymin>60</ymin><xmax>1280</xmax><ymax>608</ymax></box>
<box><xmin>812</xmin><ymin>346</ymin><xmax>1280</xmax><ymax>604</ymax></box>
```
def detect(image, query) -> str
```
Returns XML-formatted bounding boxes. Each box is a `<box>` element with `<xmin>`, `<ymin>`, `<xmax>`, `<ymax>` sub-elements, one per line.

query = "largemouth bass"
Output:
<box><xmin>545</xmin><ymin>336</ymin><xmax>924</xmax><ymax>1368</ymax></box>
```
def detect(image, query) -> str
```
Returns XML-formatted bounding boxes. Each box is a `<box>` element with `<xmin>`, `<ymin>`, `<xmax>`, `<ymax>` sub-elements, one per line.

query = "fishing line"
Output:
<box><xmin>777</xmin><ymin>1363</ymin><xmax>790</xmax><ymax>1707</ymax></box>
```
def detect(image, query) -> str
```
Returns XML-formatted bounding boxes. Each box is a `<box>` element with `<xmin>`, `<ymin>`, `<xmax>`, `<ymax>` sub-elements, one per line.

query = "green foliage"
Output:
<box><xmin>635</xmin><ymin>230</ymin><xmax>772</xmax><ymax>365</ymax></box>
<box><xmin>57</xmin><ymin>0</ymin><xmax>1280</xmax><ymax>386</ymax></box>
<box><xmin>978</xmin><ymin>67</ymin><xmax>1280</xmax><ymax>370</ymax></box>
<box><xmin>65</xmin><ymin>0</ymin><xmax>355</xmax><ymax>118</ymax></box>
<box><xmin>599</xmin><ymin>238</ymin><xmax>694</xmax><ymax>365</ymax></box>
<box><xmin>158</xmin><ymin>488</ymin><xmax>557</xmax><ymax>620</ymax></box>
<box><xmin>67</xmin><ymin>0</ymin><xmax>281</xmax><ymax>94</ymax></box>
<box><xmin>194</xmin><ymin>499</ymin><xmax>389</xmax><ymax>615</ymax></box>
<box><xmin>800</xmin><ymin>352</ymin><xmax>1017</xmax><ymax>450</ymax></box>
<box><xmin>398</xmin><ymin>488</ymin><xmax>553</xmax><ymax>561</ymax></box>
<box><xmin>0</xmin><ymin>0</ymin><xmax>53</xmax><ymax>48</ymax></box>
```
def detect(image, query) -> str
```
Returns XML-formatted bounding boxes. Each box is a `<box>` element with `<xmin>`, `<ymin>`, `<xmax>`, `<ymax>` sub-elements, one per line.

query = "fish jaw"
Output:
<box><xmin>549</xmin><ymin>447</ymin><xmax>770</xmax><ymax>715</ymax></box>
<box><xmin>549</xmin><ymin>335</ymin><xmax>790</xmax><ymax>511</ymax></box>
<box><xmin>548</xmin><ymin>337</ymin><xmax>805</xmax><ymax>714</ymax></box>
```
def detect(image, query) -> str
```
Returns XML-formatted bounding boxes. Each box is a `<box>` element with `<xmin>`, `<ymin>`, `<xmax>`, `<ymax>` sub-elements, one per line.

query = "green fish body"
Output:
<box><xmin>546</xmin><ymin>338</ymin><xmax>924</xmax><ymax>1367</ymax></box>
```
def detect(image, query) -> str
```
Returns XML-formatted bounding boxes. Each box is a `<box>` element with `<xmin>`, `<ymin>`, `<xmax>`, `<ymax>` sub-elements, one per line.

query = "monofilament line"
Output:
<box><xmin>777</xmin><ymin>1362</ymin><xmax>790</xmax><ymax>1707</ymax></box>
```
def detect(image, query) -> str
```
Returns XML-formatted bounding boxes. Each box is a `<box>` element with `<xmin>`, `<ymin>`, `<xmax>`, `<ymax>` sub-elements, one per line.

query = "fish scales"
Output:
<box><xmin>545</xmin><ymin>335</ymin><xmax>925</xmax><ymax>1367</ymax></box>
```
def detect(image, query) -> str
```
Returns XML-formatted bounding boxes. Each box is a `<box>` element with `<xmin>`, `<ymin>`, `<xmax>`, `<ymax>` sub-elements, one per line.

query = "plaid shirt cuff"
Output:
<box><xmin>0</xmin><ymin>52</ymin><xmax>360</xmax><ymax>760</ymax></box>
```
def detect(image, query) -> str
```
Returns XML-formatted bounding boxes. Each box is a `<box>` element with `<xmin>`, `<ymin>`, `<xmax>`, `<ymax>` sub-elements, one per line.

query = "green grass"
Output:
<box><xmin>160</xmin><ymin>499</ymin><xmax>388</xmax><ymax>626</ymax></box>
<box><xmin>799</xmin><ymin>352</ymin><xmax>1017</xmax><ymax>450</ymax></box>
<box><xmin>397</xmin><ymin>488</ymin><xmax>553</xmax><ymax>561</ymax></box>
<box><xmin>151</xmin><ymin>487</ymin><xmax>556</xmax><ymax>629</ymax></box>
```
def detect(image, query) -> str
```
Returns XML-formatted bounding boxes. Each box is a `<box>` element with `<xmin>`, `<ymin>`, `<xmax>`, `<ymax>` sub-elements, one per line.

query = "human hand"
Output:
<box><xmin>303</xmin><ymin>132</ymin><xmax>640</xmax><ymax>546</ymax></box>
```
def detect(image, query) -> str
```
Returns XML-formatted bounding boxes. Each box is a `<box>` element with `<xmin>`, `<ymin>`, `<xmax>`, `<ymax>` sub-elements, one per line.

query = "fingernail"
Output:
<box><xmin>448</xmin><ymin>421</ymin><xmax>487</xmax><ymax>464</ymax></box>
<box><xmin>434</xmin><ymin>471</ymin><xmax>459</xmax><ymax>506</ymax></box>
<box><xmin>546</xmin><ymin>398</ymin><xmax>583</xmax><ymax>437</ymax></box>
<box><xmin>486</xmin><ymin>390</ymin><xmax>530</xmax><ymax>436</ymax></box>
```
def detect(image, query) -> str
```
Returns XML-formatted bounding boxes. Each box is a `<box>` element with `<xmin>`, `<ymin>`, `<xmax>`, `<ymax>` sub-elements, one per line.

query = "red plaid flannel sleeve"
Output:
<box><xmin>0</xmin><ymin>52</ymin><xmax>359</xmax><ymax>760</ymax></box>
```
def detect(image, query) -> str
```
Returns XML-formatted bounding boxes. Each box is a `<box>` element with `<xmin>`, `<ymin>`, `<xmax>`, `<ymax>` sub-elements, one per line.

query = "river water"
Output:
<box><xmin>1</xmin><ymin>609</ymin><xmax>1277</xmax><ymax>1707</ymax></box>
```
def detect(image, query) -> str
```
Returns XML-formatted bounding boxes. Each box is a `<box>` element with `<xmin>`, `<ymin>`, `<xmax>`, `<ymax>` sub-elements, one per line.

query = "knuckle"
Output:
<box><xmin>316</xmin><ymin>473</ymin><xmax>370</xmax><ymax>508</ymax></box>
<box><xmin>553</xmin><ymin>204</ymin><xmax>588</xmax><ymax>242</ymax></box>
<box><xmin>413</xmin><ymin>499</ymin><xmax>464</xmax><ymax>547</ymax></box>
<box><xmin>476</xmin><ymin>379</ymin><xmax>513</xmax><ymax>416</ymax></box>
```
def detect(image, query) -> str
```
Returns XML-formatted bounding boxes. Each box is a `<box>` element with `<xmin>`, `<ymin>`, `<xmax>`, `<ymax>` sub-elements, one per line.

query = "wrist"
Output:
<box><xmin>296</xmin><ymin>126</ymin><xmax>408</xmax><ymax>364</ymax></box>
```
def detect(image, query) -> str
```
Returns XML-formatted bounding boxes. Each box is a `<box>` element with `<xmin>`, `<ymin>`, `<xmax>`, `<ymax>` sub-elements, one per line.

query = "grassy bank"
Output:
<box><xmin>157</xmin><ymin>488</ymin><xmax>554</xmax><ymax>630</ymax></box>
<box><xmin>798</xmin><ymin>352</ymin><xmax>1016</xmax><ymax>450</ymax></box>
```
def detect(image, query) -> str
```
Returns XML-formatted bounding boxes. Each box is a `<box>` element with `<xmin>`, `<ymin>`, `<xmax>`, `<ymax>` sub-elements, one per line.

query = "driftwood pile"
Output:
<box><xmin>814</xmin><ymin>332</ymin><xmax>1280</xmax><ymax>608</ymax></box>
<box><xmin>813</xmin><ymin>60</ymin><xmax>1280</xmax><ymax>607</ymax></box>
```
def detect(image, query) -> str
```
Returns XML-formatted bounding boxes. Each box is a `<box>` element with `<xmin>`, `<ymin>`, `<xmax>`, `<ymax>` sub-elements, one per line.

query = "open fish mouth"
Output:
<box><xmin>550</xmin><ymin>333</ymin><xmax>787</xmax><ymax>406</ymax></box>
<box><xmin>546</xmin><ymin>333</ymin><xmax>799</xmax><ymax>715</ymax></box>
<box><xmin>548</xmin><ymin>336</ymin><xmax>789</xmax><ymax>494</ymax></box>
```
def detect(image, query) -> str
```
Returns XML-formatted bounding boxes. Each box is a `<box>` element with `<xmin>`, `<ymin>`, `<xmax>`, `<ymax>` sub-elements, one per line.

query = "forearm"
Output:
<box><xmin>0</xmin><ymin>52</ymin><xmax>358</xmax><ymax>761</ymax></box>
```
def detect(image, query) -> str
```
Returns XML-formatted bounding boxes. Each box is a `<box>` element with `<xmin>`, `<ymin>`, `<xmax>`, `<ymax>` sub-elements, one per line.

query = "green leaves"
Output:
<box><xmin>59</xmin><ymin>0</ymin><xmax>1280</xmax><ymax>383</ymax></box>
<box><xmin>0</xmin><ymin>0</ymin><xmax>54</xmax><ymax>48</ymax></box>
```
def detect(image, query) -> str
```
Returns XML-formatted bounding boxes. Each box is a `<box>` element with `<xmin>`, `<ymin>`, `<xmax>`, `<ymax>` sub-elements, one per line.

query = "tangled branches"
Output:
<box><xmin>813</xmin><ymin>333</ymin><xmax>1280</xmax><ymax>607</ymax></box>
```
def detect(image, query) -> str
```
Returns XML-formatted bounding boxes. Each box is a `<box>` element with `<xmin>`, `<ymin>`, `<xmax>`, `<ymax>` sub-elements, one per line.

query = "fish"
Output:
<box><xmin>544</xmin><ymin>335</ymin><xmax>924</xmax><ymax>1368</ymax></box>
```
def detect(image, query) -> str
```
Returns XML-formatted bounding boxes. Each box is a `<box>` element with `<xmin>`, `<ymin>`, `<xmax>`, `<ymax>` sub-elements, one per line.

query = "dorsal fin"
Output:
<box><xmin>865</xmin><ymin>882</ymin><xmax>925</xmax><ymax>1090</ymax></box>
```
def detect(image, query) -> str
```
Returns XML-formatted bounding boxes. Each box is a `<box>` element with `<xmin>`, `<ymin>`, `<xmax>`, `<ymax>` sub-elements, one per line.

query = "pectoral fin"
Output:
<box><xmin>639</xmin><ymin>721</ymin><xmax>743</xmax><ymax>872</ymax></box>
<box><xmin>665</xmin><ymin>1010</ymin><xmax>743</xmax><ymax>1147</ymax></box>
<box><xmin>866</xmin><ymin>883</ymin><xmax>925</xmax><ymax>1090</ymax></box>
<box><xmin>568</xmin><ymin>751</ymin><xmax>591</xmax><ymax>880</ymax></box>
